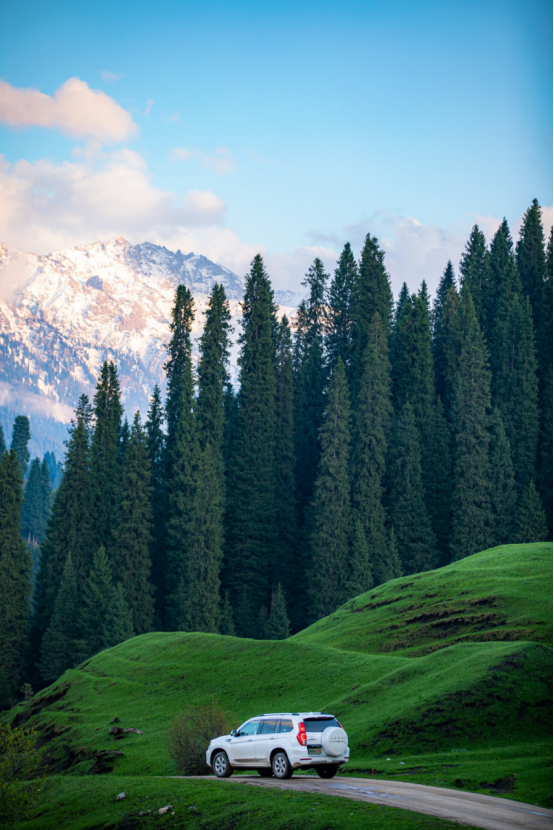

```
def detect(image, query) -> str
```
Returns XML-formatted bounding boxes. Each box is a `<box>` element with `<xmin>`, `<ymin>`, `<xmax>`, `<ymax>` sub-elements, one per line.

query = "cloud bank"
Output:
<box><xmin>0</xmin><ymin>78</ymin><xmax>137</xmax><ymax>143</ymax></box>
<box><xmin>169</xmin><ymin>146</ymin><xmax>236</xmax><ymax>175</ymax></box>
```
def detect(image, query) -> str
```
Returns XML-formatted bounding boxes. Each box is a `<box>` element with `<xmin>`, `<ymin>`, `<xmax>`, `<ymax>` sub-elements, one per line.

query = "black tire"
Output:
<box><xmin>316</xmin><ymin>766</ymin><xmax>339</xmax><ymax>779</ymax></box>
<box><xmin>212</xmin><ymin>751</ymin><xmax>233</xmax><ymax>778</ymax></box>
<box><xmin>257</xmin><ymin>768</ymin><xmax>273</xmax><ymax>777</ymax></box>
<box><xmin>271</xmin><ymin>751</ymin><xmax>293</xmax><ymax>779</ymax></box>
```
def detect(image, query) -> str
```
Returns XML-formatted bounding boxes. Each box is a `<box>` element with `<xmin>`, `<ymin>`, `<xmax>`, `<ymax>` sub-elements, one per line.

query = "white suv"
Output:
<box><xmin>206</xmin><ymin>712</ymin><xmax>349</xmax><ymax>780</ymax></box>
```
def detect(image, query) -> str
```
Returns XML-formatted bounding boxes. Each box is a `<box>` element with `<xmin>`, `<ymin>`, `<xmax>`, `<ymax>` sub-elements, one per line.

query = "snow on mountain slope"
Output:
<box><xmin>0</xmin><ymin>238</ymin><xmax>298</xmax><ymax>458</ymax></box>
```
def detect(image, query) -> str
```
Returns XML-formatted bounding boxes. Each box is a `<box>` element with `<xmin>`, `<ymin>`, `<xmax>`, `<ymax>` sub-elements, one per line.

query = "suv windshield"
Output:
<box><xmin>304</xmin><ymin>717</ymin><xmax>340</xmax><ymax>732</ymax></box>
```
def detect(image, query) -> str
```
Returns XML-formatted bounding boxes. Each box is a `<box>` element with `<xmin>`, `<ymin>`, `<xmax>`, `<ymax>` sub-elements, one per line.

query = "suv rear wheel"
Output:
<box><xmin>316</xmin><ymin>766</ymin><xmax>339</xmax><ymax>779</ymax></box>
<box><xmin>272</xmin><ymin>751</ymin><xmax>293</xmax><ymax>779</ymax></box>
<box><xmin>212</xmin><ymin>751</ymin><xmax>233</xmax><ymax>778</ymax></box>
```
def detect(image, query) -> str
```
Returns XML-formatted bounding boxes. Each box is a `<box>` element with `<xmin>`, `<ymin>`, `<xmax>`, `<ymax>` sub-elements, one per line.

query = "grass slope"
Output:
<box><xmin>7</xmin><ymin>543</ymin><xmax>553</xmax><ymax>826</ymax></box>
<box><xmin>291</xmin><ymin>544</ymin><xmax>552</xmax><ymax>656</ymax></box>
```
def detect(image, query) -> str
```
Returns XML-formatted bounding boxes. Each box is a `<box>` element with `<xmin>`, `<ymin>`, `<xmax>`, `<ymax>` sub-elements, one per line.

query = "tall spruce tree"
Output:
<box><xmin>516</xmin><ymin>481</ymin><xmax>547</xmax><ymax>544</ymax></box>
<box><xmin>91</xmin><ymin>362</ymin><xmax>123</xmax><ymax>555</ymax></box>
<box><xmin>0</xmin><ymin>450</ymin><xmax>32</xmax><ymax>699</ymax></box>
<box><xmin>351</xmin><ymin>234</ymin><xmax>393</xmax><ymax>399</ymax></box>
<box><xmin>20</xmin><ymin>459</ymin><xmax>43</xmax><ymax>544</ymax></box>
<box><xmin>488</xmin><ymin>408</ymin><xmax>516</xmax><ymax>546</ymax></box>
<box><xmin>80</xmin><ymin>546</ymin><xmax>116</xmax><ymax>658</ymax></box>
<box><xmin>164</xmin><ymin>286</ymin><xmax>199</xmax><ymax>629</ymax></box>
<box><xmin>294</xmin><ymin>259</ymin><xmax>329</xmax><ymax>531</ymax></box>
<box><xmin>326</xmin><ymin>243</ymin><xmax>357</xmax><ymax>376</ymax></box>
<box><xmin>145</xmin><ymin>385</ymin><xmax>166</xmax><ymax>625</ymax></box>
<box><xmin>226</xmin><ymin>255</ymin><xmax>277</xmax><ymax>617</ymax></box>
<box><xmin>388</xmin><ymin>404</ymin><xmax>437</xmax><ymax>575</ymax></box>
<box><xmin>460</xmin><ymin>225</ymin><xmax>491</xmax><ymax>336</ymax></box>
<box><xmin>10</xmin><ymin>416</ymin><xmax>31</xmax><ymax>479</ymax></box>
<box><xmin>308</xmin><ymin>359</ymin><xmax>352</xmax><ymax>621</ymax></box>
<box><xmin>432</xmin><ymin>261</ymin><xmax>456</xmax><ymax>403</ymax></box>
<box><xmin>39</xmin><ymin>552</ymin><xmax>80</xmax><ymax>683</ymax></box>
<box><xmin>450</xmin><ymin>288</ymin><xmax>493</xmax><ymax>561</ymax></box>
<box><xmin>220</xmin><ymin>591</ymin><xmax>235</xmax><ymax>636</ymax></box>
<box><xmin>345</xmin><ymin>520</ymin><xmax>373</xmax><ymax>598</ymax></box>
<box><xmin>426</xmin><ymin>398</ymin><xmax>452</xmax><ymax>563</ymax></box>
<box><xmin>0</xmin><ymin>424</ymin><xmax>6</xmax><ymax>456</ymax></box>
<box><xmin>539</xmin><ymin>228</ymin><xmax>553</xmax><ymax>531</ymax></box>
<box><xmin>436</xmin><ymin>285</ymin><xmax>461</xmax><ymax>418</ymax></box>
<box><xmin>32</xmin><ymin>398</ymin><xmax>95</xmax><ymax>656</ymax></box>
<box><xmin>102</xmin><ymin>583</ymin><xmax>134</xmax><ymax>649</ymax></box>
<box><xmin>351</xmin><ymin>314</ymin><xmax>392</xmax><ymax>585</ymax></box>
<box><xmin>264</xmin><ymin>583</ymin><xmax>291</xmax><ymax>640</ymax></box>
<box><xmin>112</xmin><ymin>412</ymin><xmax>154</xmax><ymax>635</ymax></box>
<box><xmin>495</xmin><ymin>294</ymin><xmax>540</xmax><ymax>491</ymax></box>
<box><xmin>182</xmin><ymin>443</ymin><xmax>223</xmax><ymax>633</ymax></box>
<box><xmin>274</xmin><ymin>317</ymin><xmax>299</xmax><ymax>608</ymax></box>
<box><xmin>39</xmin><ymin>458</ymin><xmax>52</xmax><ymax>539</ymax></box>
<box><xmin>516</xmin><ymin>199</ymin><xmax>546</xmax><ymax>335</ymax></box>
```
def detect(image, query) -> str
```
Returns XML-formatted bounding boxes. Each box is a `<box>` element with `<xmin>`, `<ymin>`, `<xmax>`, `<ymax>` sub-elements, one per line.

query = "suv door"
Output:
<box><xmin>228</xmin><ymin>720</ymin><xmax>260</xmax><ymax>762</ymax></box>
<box><xmin>255</xmin><ymin>718</ymin><xmax>279</xmax><ymax>762</ymax></box>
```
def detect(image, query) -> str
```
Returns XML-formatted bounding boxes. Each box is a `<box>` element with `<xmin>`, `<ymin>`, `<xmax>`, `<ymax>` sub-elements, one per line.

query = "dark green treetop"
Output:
<box><xmin>326</xmin><ymin>243</ymin><xmax>357</xmax><ymax>375</ymax></box>
<box><xmin>10</xmin><ymin>416</ymin><xmax>31</xmax><ymax>479</ymax></box>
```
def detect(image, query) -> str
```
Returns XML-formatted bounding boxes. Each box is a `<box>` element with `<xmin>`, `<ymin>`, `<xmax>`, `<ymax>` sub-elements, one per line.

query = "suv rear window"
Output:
<box><xmin>304</xmin><ymin>717</ymin><xmax>340</xmax><ymax>732</ymax></box>
<box><xmin>278</xmin><ymin>719</ymin><xmax>293</xmax><ymax>733</ymax></box>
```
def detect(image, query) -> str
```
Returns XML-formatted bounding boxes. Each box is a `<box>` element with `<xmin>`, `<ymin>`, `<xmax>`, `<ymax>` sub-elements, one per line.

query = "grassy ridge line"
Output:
<box><xmin>15</xmin><ymin>775</ymin><xmax>481</xmax><ymax>830</ymax></box>
<box><xmin>292</xmin><ymin>544</ymin><xmax>553</xmax><ymax>656</ymax></box>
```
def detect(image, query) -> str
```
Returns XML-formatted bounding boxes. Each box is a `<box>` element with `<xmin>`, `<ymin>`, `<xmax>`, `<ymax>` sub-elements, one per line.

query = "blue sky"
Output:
<box><xmin>0</xmin><ymin>0</ymin><xmax>551</xmax><ymax>294</ymax></box>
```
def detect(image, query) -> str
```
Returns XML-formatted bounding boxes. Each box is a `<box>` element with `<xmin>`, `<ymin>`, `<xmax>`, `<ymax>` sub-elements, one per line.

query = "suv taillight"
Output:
<box><xmin>336</xmin><ymin>719</ymin><xmax>343</xmax><ymax>728</ymax></box>
<box><xmin>296</xmin><ymin>721</ymin><xmax>307</xmax><ymax>746</ymax></box>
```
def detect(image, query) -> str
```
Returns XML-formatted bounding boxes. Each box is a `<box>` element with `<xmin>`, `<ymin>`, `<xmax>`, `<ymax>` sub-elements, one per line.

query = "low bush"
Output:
<box><xmin>168</xmin><ymin>699</ymin><xmax>236</xmax><ymax>775</ymax></box>
<box><xmin>0</xmin><ymin>722</ymin><xmax>45</xmax><ymax>826</ymax></box>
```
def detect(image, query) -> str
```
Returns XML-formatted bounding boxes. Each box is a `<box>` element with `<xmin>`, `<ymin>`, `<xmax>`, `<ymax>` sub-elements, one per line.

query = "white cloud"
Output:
<box><xmin>0</xmin><ymin>382</ymin><xmax>74</xmax><ymax>422</ymax></box>
<box><xmin>0</xmin><ymin>77</ymin><xmax>137</xmax><ymax>143</ymax></box>
<box><xmin>267</xmin><ymin>245</ymin><xmax>338</xmax><ymax>292</ymax></box>
<box><xmin>0</xmin><ymin>148</ymin><xmax>261</xmax><ymax>277</ymax></box>
<box><xmin>169</xmin><ymin>146</ymin><xmax>236</xmax><ymax>174</ymax></box>
<box><xmin>100</xmin><ymin>70</ymin><xmax>125</xmax><ymax>82</ymax></box>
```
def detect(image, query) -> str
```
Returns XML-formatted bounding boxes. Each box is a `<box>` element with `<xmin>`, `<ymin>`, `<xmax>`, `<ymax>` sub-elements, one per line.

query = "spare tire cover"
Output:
<box><xmin>321</xmin><ymin>727</ymin><xmax>348</xmax><ymax>757</ymax></box>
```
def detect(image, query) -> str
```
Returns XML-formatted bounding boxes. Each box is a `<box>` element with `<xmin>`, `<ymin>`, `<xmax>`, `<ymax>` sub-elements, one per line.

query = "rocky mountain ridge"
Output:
<box><xmin>0</xmin><ymin>238</ymin><xmax>298</xmax><ymax>458</ymax></box>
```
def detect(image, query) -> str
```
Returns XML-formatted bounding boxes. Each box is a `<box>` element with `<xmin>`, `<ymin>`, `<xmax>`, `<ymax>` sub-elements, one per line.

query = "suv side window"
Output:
<box><xmin>278</xmin><ymin>719</ymin><xmax>294</xmax><ymax>733</ymax></box>
<box><xmin>239</xmin><ymin>720</ymin><xmax>261</xmax><ymax>736</ymax></box>
<box><xmin>260</xmin><ymin>719</ymin><xmax>278</xmax><ymax>734</ymax></box>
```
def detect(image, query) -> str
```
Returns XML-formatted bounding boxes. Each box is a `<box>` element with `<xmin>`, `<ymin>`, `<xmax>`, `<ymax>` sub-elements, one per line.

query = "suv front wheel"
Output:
<box><xmin>271</xmin><ymin>751</ymin><xmax>293</xmax><ymax>779</ymax></box>
<box><xmin>212</xmin><ymin>751</ymin><xmax>233</xmax><ymax>778</ymax></box>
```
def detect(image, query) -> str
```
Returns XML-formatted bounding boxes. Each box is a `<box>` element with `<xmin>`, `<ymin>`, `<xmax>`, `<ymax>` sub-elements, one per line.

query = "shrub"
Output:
<box><xmin>168</xmin><ymin>699</ymin><xmax>236</xmax><ymax>775</ymax></box>
<box><xmin>0</xmin><ymin>723</ymin><xmax>45</xmax><ymax>826</ymax></box>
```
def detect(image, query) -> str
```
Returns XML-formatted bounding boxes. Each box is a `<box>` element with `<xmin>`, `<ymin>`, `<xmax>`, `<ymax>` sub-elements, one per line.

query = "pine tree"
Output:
<box><xmin>436</xmin><ymin>285</ymin><xmax>461</xmax><ymax>417</ymax></box>
<box><xmin>10</xmin><ymin>416</ymin><xmax>31</xmax><ymax>479</ymax></box>
<box><xmin>516</xmin><ymin>199</ymin><xmax>546</xmax><ymax>334</ymax></box>
<box><xmin>351</xmin><ymin>314</ymin><xmax>392</xmax><ymax>584</ymax></box>
<box><xmin>488</xmin><ymin>220</ymin><xmax>520</xmax><ymax>378</ymax></box>
<box><xmin>91</xmin><ymin>363</ymin><xmax>123</xmax><ymax>554</ymax></box>
<box><xmin>516</xmin><ymin>481</ymin><xmax>547</xmax><ymax>544</ymax></box>
<box><xmin>345</xmin><ymin>521</ymin><xmax>373</xmax><ymax>598</ymax></box>
<box><xmin>450</xmin><ymin>288</ymin><xmax>493</xmax><ymax>561</ymax></box>
<box><xmin>226</xmin><ymin>255</ymin><xmax>277</xmax><ymax>615</ymax></box>
<box><xmin>489</xmin><ymin>408</ymin><xmax>516</xmax><ymax>546</ymax></box>
<box><xmin>0</xmin><ymin>424</ymin><xmax>6</xmax><ymax>457</ymax></box>
<box><xmin>182</xmin><ymin>444</ymin><xmax>223</xmax><ymax>633</ymax></box>
<box><xmin>432</xmin><ymin>261</ymin><xmax>456</xmax><ymax>403</ymax></box>
<box><xmin>264</xmin><ymin>584</ymin><xmax>291</xmax><ymax>640</ymax></box>
<box><xmin>80</xmin><ymin>546</ymin><xmax>116</xmax><ymax>658</ymax></box>
<box><xmin>234</xmin><ymin>586</ymin><xmax>254</xmax><ymax>639</ymax></box>
<box><xmin>220</xmin><ymin>591</ymin><xmax>235</xmax><ymax>636</ymax></box>
<box><xmin>388</xmin><ymin>404</ymin><xmax>437</xmax><ymax>575</ymax></box>
<box><xmin>0</xmin><ymin>450</ymin><xmax>32</xmax><ymax>698</ymax></box>
<box><xmin>538</xmin><ymin>228</ymin><xmax>553</xmax><ymax>531</ymax></box>
<box><xmin>460</xmin><ymin>225</ymin><xmax>491</xmax><ymax>336</ymax></box>
<box><xmin>39</xmin><ymin>458</ymin><xmax>52</xmax><ymax>542</ymax></box>
<box><xmin>44</xmin><ymin>451</ymin><xmax>63</xmax><ymax>490</ymax></box>
<box><xmin>294</xmin><ymin>259</ymin><xmax>329</xmax><ymax>530</ymax></box>
<box><xmin>32</xmin><ymin>399</ymin><xmax>95</xmax><ymax>655</ymax></box>
<box><xmin>308</xmin><ymin>359</ymin><xmax>352</xmax><ymax>621</ymax></box>
<box><xmin>20</xmin><ymin>459</ymin><xmax>42</xmax><ymax>544</ymax></box>
<box><xmin>119</xmin><ymin>418</ymin><xmax>130</xmax><ymax>461</ymax></box>
<box><xmin>164</xmin><ymin>286</ymin><xmax>199</xmax><ymax>629</ymax></box>
<box><xmin>425</xmin><ymin>398</ymin><xmax>453</xmax><ymax>563</ymax></box>
<box><xmin>196</xmin><ymin>283</ymin><xmax>232</xmax><ymax>459</ymax></box>
<box><xmin>112</xmin><ymin>412</ymin><xmax>154</xmax><ymax>635</ymax></box>
<box><xmin>102</xmin><ymin>583</ymin><xmax>134</xmax><ymax>649</ymax></box>
<box><xmin>387</xmin><ymin>527</ymin><xmax>403</xmax><ymax>579</ymax></box>
<box><xmin>274</xmin><ymin>317</ymin><xmax>299</xmax><ymax>605</ymax></box>
<box><xmin>351</xmin><ymin>234</ymin><xmax>393</xmax><ymax>399</ymax></box>
<box><xmin>326</xmin><ymin>242</ymin><xmax>357</xmax><ymax>376</ymax></box>
<box><xmin>495</xmin><ymin>294</ymin><xmax>540</xmax><ymax>491</ymax></box>
<box><xmin>145</xmin><ymin>385</ymin><xmax>166</xmax><ymax>624</ymax></box>
<box><xmin>39</xmin><ymin>553</ymin><xmax>80</xmax><ymax>683</ymax></box>
<box><xmin>223</xmin><ymin>383</ymin><xmax>239</xmax><ymax>473</ymax></box>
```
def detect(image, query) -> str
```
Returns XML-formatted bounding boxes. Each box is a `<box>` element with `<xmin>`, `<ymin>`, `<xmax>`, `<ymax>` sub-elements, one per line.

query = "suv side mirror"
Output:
<box><xmin>230</xmin><ymin>729</ymin><xmax>237</xmax><ymax>737</ymax></box>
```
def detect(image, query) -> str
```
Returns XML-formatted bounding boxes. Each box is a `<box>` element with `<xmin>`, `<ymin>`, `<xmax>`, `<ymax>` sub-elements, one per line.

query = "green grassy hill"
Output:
<box><xmin>8</xmin><ymin>543</ymin><xmax>553</xmax><ymax>827</ymax></box>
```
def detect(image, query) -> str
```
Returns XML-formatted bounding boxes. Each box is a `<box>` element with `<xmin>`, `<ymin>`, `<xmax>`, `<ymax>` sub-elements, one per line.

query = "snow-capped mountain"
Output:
<box><xmin>0</xmin><ymin>238</ymin><xmax>298</xmax><ymax>458</ymax></box>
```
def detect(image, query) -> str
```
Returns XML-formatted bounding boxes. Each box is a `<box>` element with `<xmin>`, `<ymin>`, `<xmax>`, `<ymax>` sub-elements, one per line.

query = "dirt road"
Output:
<box><xmin>183</xmin><ymin>775</ymin><xmax>552</xmax><ymax>830</ymax></box>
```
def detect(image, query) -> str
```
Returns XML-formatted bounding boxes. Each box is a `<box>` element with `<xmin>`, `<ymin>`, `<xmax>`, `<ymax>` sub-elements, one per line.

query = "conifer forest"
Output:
<box><xmin>0</xmin><ymin>200</ymin><xmax>552</xmax><ymax>703</ymax></box>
